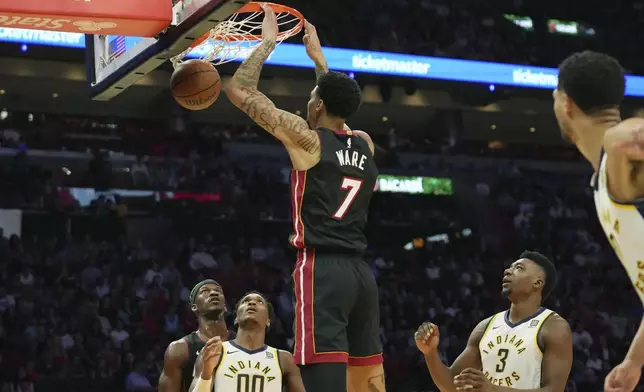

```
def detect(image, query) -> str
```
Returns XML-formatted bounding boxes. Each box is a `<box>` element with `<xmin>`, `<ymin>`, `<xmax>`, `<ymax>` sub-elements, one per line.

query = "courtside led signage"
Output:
<box><xmin>2</xmin><ymin>28</ymin><xmax>644</xmax><ymax>97</ymax></box>
<box><xmin>376</xmin><ymin>175</ymin><xmax>453</xmax><ymax>196</ymax></box>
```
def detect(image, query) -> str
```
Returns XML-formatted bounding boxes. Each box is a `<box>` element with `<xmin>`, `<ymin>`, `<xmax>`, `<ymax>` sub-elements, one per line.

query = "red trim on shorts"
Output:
<box><xmin>293</xmin><ymin>249</ymin><xmax>349</xmax><ymax>365</ymax></box>
<box><xmin>348</xmin><ymin>353</ymin><xmax>384</xmax><ymax>366</ymax></box>
<box><xmin>289</xmin><ymin>170</ymin><xmax>307</xmax><ymax>249</ymax></box>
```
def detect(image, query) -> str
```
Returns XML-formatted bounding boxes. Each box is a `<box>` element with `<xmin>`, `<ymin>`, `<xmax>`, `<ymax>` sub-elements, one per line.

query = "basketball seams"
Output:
<box><xmin>172</xmin><ymin>77</ymin><xmax>220</xmax><ymax>98</ymax></box>
<box><xmin>170</xmin><ymin>69</ymin><xmax>219</xmax><ymax>90</ymax></box>
<box><xmin>170</xmin><ymin>60</ymin><xmax>221</xmax><ymax>109</ymax></box>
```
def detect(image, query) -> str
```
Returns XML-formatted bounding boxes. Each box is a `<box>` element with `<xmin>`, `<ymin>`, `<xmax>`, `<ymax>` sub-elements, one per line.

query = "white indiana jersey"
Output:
<box><xmin>213</xmin><ymin>341</ymin><xmax>283</xmax><ymax>392</ymax></box>
<box><xmin>591</xmin><ymin>152</ymin><xmax>644</xmax><ymax>303</ymax></box>
<box><xmin>479</xmin><ymin>308</ymin><xmax>555</xmax><ymax>389</ymax></box>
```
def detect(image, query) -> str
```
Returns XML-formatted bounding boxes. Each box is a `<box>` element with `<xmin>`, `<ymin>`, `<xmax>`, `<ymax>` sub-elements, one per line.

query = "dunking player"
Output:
<box><xmin>554</xmin><ymin>51</ymin><xmax>644</xmax><ymax>391</ymax></box>
<box><xmin>189</xmin><ymin>291</ymin><xmax>305</xmax><ymax>392</ymax></box>
<box><xmin>159</xmin><ymin>280</ymin><xmax>231</xmax><ymax>392</ymax></box>
<box><xmin>224</xmin><ymin>5</ymin><xmax>384</xmax><ymax>392</ymax></box>
<box><xmin>415</xmin><ymin>251</ymin><xmax>573</xmax><ymax>391</ymax></box>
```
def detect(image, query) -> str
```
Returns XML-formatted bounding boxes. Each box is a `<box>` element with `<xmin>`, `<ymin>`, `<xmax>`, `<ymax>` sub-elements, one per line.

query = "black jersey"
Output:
<box><xmin>180</xmin><ymin>330</ymin><xmax>234</xmax><ymax>391</ymax></box>
<box><xmin>289</xmin><ymin>128</ymin><xmax>378</xmax><ymax>253</ymax></box>
<box><xmin>180</xmin><ymin>332</ymin><xmax>206</xmax><ymax>392</ymax></box>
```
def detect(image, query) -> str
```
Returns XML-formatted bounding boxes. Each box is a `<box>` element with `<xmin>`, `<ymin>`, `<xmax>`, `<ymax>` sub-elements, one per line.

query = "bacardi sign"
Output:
<box><xmin>0</xmin><ymin>0</ymin><xmax>171</xmax><ymax>36</ymax></box>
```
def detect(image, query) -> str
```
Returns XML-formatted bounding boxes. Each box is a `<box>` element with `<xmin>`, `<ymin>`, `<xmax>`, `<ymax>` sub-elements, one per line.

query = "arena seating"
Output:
<box><xmin>0</xmin><ymin>119</ymin><xmax>641</xmax><ymax>392</ymax></box>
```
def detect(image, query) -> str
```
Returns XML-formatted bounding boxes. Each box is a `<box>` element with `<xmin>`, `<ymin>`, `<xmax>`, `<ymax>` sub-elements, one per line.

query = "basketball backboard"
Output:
<box><xmin>87</xmin><ymin>0</ymin><xmax>249</xmax><ymax>101</ymax></box>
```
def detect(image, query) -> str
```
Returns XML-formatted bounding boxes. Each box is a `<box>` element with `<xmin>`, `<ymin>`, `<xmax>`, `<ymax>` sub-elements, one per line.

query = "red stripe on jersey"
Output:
<box><xmin>290</xmin><ymin>170</ymin><xmax>307</xmax><ymax>249</ymax></box>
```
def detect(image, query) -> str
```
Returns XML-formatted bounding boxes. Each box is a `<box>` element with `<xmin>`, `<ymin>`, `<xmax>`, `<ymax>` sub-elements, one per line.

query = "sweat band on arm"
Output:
<box><xmin>192</xmin><ymin>376</ymin><xmax>213</xmax><ymax>392</ymax></box>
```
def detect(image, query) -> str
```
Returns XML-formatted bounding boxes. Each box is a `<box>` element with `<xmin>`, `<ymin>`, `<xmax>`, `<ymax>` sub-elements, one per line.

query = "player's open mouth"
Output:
<box><xmin>246</xmin><ymin>308</ymin><xmax>257</xmax><ymax>313</ymax></box>
<box><xmin>208</xmin><ymin>297</ymin><xmax>220</xmax><ymax>304</ymax></box>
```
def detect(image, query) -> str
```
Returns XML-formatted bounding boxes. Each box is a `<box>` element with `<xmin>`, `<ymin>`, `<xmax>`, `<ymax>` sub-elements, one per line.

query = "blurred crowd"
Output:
<box><xmin>2</xmin><ymin>0</ymin><xmax>644</xmax><ymax>389</ymax></box>
<box><xmin>285</xmin><ymin>0</ymin><xmax>644</xmax><ymax>72</ymax></box>
<box><xmin>0</xmin><ymin>134</ymin><xmax>641</xmax><ymax>392</ymax></box>
<box><xmin>0</xmin><ymin>112</ymin><xmax>585</xmax><ymax>205</ymax></box>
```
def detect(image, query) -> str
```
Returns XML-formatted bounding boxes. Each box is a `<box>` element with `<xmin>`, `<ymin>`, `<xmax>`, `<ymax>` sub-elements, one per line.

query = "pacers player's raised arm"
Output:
<box><xmin>602</xmin><ymin>117</ymin><xmax>644</xmax><ymax>200</ymax></box>
<box><xmin>415</xmin><ymin>319</ymin><xmax>488</xmax><ymax>392</ymax></box>
<box><xmin>224</xmin><ymin>5</ymin><xmax>320</xmax><ymax>157</ymax></box>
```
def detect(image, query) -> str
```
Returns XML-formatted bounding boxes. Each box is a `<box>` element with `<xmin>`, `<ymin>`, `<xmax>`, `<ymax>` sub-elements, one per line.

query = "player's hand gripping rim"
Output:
<box><xmin>260</xmin><ymin>3</ymin><xmax>278</xmax><ymax>44</ymax></box>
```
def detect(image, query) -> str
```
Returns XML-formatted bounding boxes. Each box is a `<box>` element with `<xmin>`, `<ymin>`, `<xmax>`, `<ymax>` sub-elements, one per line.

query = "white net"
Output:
<box><xmin>170</xmin><ymin>4</ymin><xmax>302</xmax><ymax>68</ymax></box>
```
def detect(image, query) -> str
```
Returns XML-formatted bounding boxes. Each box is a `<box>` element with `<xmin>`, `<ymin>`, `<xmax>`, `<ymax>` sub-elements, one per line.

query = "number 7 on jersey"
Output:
<box><xmin>332</xmin><ymin>177</ymin><xmax>363</xmax><ymax>219</ymax></box>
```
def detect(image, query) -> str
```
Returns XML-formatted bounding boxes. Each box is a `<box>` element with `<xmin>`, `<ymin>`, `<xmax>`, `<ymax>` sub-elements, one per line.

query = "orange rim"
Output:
<box><xmin>189</xmin><ymin>2</ymin><xmax>304</xmax><ymax>48</ymax></box>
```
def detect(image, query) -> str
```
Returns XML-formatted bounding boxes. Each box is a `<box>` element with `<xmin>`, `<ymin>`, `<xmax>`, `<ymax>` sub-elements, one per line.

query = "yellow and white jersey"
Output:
<box><xmin>479</xmin><ymin>308</ymin><xmax>554</xmax><ymax>389</ymax></box>
<box><xmin>591</xmin><ymin>152</ymin><xmax>644</xmax><ymax>303</ymax></box>
<box><xmin>213</xmin><ymin>341</ymin><xmax>283</xmax><ymax>392</ymax></box>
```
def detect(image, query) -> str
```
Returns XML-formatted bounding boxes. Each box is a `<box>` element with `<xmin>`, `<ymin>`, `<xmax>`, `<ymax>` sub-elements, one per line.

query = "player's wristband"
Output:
<box><xmin>193</xmin><ymin>376</ymin><xmax>213</xmax><ymax>392</ymax></box>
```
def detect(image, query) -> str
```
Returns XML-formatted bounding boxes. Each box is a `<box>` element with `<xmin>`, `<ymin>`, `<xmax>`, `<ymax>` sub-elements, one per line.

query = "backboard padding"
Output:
<box><xmin>88</xmin><ymin>0</ymin><xmax>250</xmax><ymax>101</ymax></box>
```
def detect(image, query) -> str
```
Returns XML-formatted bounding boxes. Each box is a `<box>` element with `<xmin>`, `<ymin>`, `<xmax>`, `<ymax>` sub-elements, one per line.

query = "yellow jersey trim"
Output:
<box><xmin>534</xmin><ymin>311</ymin><xmax>554</xmax><ymax>356</ymax></box>
<box><xmin>480</xmin><ymin>313</ymin><xmax>500</xmax><ymax>342</ymax></box>
<box><xmin>275</xmin><ymin>349</ymin><xmax>283</xmax><ymax>376</ymax></box>
<box><xmin>213</xmin><ymin>347</ymin><xmax>227</xmax><ymax>378</ymax></box>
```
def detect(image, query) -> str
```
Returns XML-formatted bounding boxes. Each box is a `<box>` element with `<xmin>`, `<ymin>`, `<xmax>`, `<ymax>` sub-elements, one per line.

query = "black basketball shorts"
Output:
<box><xmin>292</xmin><ymin>249</ymin><xmax>383</xmax><ymax>366</ymax></box>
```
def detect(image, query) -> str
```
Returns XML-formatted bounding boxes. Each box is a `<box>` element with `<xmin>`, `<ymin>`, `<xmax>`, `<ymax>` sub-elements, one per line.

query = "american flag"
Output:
<box><xmin>108</xmin><ymin>36</ymin><xmax>127</xmax><ymax>62</ymax></box>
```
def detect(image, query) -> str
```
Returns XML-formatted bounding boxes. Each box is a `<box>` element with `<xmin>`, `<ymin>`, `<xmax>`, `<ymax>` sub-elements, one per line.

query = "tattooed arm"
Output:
<box><xmin>225</xmin><ymin>8</ymin><xmax>320</xmax><ymax>158</ymax></box>
<box><xmin>225</xmin><ymin>41</ymin><xmax>320</xmax><ymax>156</ymax></box>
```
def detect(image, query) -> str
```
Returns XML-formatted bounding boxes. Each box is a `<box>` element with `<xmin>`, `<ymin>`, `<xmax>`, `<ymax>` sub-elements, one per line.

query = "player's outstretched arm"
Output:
<box><xmin>605</xmin><ymin>316</ymin><xmax>644</xmax><ymax>392</ymax></box>
<box><xmin>279</xmin><ymin>350</ymin><xmax>306</xmax><ymax>392</ymax></box>
<box><xmin>303</xmin><ymin>21</ymin><xmax>328</xmax><ymax>81</ymax></box>
<box><xmin>415</xmin><ymin>319</ymin><xmax>487</xmax><ymax>392</ymax></box>
<box><xmin>603</xmin><ymin>117</ymin><xmax>644</xmax><ymax>200</ymax></box>
<box><xmin>225</xmin><ymin>5</ymin><xmax>320</xmax><ymax>157</ymax></box>
<box><xmin>624</xmin><ymin>316</ymin><xmax>644</xmax><ymax>367</ymax></box>
<box><xmin>159</xmin><ymin>340</ymin><xmax>189</xmax><ymax>392</ymax></box>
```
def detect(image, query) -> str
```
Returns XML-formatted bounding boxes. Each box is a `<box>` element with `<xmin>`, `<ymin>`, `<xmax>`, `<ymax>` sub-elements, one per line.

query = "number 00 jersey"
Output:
<box><xmin>213</xmin><ymin>341</ymin><xmax>282</xmax><ymax>392</ymax></box>
<box><xmin>479</xmin><ymin>308</ymin><xmax>554</xmax><ymax>389</ymax></box>
<box><xmin>591</xmin><ymin>152</ymin><xmax>644</xmax><ymax>303</ymax></box>
<box><xmin>289</xmin><ymin>128</ymin><xmax>378</xmax><ymax>253</ymax></box>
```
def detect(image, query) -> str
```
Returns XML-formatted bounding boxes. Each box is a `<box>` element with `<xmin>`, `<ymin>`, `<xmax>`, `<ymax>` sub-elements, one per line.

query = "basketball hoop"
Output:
<box><xmin>170</xmin><ymin>2</ymin><xmax>304</xmax><ymax>67</ymax></box>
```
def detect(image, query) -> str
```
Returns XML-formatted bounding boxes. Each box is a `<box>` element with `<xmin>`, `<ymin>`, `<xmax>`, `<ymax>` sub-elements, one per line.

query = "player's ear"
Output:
<box><xmin>562</xmin><ymin>94</ymin><xmax>574</xmax><ymax>116</ymax></box>
<box><xmin>316</xmin><ymin>99</ymin><xmax>324</xmax><ymax>112</ymax></box>
<box><xmin>534</xmin><ymin>277</ymin><xmax>544</xmax><ymax>290</ymax></box>
<box><xmin>191</xmin><ymin>304</ymin><xmax>198</xmax><ymax>313</ymax></box>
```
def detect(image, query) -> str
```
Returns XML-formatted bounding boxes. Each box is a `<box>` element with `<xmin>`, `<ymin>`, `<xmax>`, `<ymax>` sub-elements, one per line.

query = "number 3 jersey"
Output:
<box><xmin>479</xmin><ymin>308</ymin><xmax>555</xmax><ymax>389</ymax></box>
<box><xmin>213</xmin><ymin>341</ymin><xmax>282</xmax><ymax>392</ymax></box>
<box><xmin>289</xmin><ymin>128</ymin><xmax>378</xmax><ymax>253</ymax></box>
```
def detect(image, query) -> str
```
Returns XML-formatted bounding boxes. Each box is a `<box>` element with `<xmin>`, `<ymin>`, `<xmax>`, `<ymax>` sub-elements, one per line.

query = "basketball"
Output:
<box><xmin>170</xmin><ymin>60</ymin><xmax>221</xmax><ymax>111</ymax></box>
